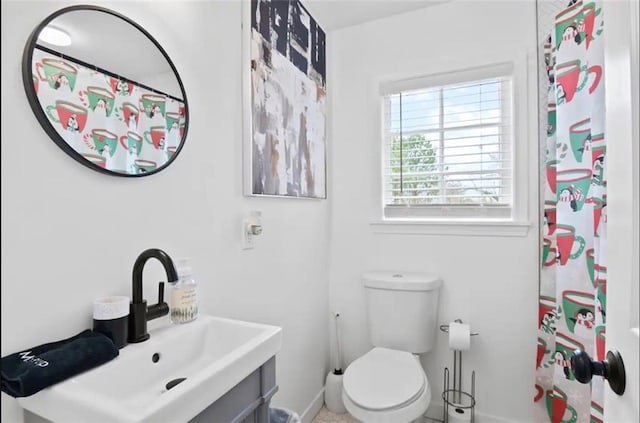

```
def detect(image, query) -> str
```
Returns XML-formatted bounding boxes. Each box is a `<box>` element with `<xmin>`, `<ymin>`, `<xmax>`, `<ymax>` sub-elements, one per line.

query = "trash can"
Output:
<box><xmin>269</xmin><ymin>407</ymin><xmax>301</xmax><ymax>423</ymax></box>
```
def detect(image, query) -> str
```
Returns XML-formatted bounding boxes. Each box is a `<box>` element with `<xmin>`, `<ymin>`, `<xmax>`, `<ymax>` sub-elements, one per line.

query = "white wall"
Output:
<box><xmin>0</xmin><ymin>1</ymin><xmax>329</xmax><ymax>422</ymax></box>
<box><xmin>328</xmin><ymin>1</ymin><xmax>540</xmax><ymax>421</ymax></box>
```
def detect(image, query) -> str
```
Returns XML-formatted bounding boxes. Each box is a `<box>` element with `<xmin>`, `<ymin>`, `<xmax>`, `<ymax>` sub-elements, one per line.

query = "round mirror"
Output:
<box><xmin>22</xmin><ymin>5</ymin><xmax>189</xmax><ymax>176</ymax></box>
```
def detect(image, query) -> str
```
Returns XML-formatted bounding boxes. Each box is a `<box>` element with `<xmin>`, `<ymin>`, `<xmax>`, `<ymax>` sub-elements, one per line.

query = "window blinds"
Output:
<box><xmin>382</xmin><ymin>74</ymin><xmax>513</xmax><ymax>219</ymax></box>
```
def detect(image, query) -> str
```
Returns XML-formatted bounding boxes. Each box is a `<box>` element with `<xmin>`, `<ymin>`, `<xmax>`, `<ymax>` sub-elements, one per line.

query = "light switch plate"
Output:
<box><xmin>241</xmin><ymin>219</ymin><xmax>254</xmax><ymax>250</ymax></box>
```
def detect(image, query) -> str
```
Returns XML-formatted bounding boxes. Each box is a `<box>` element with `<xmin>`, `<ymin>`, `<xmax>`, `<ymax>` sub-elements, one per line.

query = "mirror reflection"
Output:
<box><xmin>25</xmin><ymin>7</ymin><xmax>188</xmax><ymax>176</ymax></box>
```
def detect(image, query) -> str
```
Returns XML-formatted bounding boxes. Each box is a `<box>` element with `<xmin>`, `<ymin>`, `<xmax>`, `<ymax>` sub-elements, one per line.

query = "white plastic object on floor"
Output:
<box><xmin>447</xmin><ymin>404</ymin><xmax>472</xmax><ymax>423</ymax></box>
<box><xmin>324</xmin><ymin>371</ymin><xmax>347</xmax><ymax>413</ymax></box>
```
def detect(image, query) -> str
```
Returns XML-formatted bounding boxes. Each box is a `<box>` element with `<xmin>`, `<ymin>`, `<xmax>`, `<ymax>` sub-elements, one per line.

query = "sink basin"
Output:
<box><xmin>18</xmin><ymin>315</ymin><xmax>282</xmax><ymax>423</ymax></box>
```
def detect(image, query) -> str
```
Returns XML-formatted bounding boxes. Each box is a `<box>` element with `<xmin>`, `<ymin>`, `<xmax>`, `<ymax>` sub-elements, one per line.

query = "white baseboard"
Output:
<box><xmin>300</xmin><ymin>388</ymin><xmax>325</xmax><ymax>423</ymax></box>
<box><xmin>425</xmin><ymin>401</ymin><xmax>518</xmax><ymax>423</ymax></box>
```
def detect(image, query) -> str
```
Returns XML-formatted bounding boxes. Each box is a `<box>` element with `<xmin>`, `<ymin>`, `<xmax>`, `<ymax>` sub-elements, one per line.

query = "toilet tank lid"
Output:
<box><xmin>363</xmin><ymin>271</ymin><xmax>442</xmax><ymax>291</ymax></box>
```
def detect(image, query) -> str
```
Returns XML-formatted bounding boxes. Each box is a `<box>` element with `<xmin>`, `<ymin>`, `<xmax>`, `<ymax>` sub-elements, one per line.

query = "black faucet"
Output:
<box><xmin>128</xmin><ymin>248</ymin><xmax>179</xmax><ymax>343</ymax></box>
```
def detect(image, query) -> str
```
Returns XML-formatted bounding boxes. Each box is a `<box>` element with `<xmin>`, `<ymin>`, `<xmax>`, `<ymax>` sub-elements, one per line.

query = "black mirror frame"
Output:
<box><xmin>22</xmin><ymin>4</ymin><xmax>190</xmax><ymax>177</ymax></box>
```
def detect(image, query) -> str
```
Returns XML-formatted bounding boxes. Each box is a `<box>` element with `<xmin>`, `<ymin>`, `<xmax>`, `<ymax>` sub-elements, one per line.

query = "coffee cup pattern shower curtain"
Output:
<box><xmin>32</xmin><ymin>47</ymin><xmax>186</xmax><ymax>175</ymax></box>
<box><xmin>535</xmin><ymin>1</ymin><xmax>606</xmax><ymax>422</ymax></box>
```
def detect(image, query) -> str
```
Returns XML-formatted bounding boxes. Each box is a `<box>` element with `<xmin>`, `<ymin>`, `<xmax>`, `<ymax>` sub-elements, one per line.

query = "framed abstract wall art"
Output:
<box><xmin>243</xmin><ymin>0</ymin><xmax>326</xmax><ymax>198</ymax></box>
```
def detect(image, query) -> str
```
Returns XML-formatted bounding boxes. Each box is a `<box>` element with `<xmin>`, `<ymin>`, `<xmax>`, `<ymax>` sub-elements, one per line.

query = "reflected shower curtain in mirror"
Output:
<box><xmin>32</xmin><ymin>47</ymin><xmax>185</xmax><ymax>175</ymax></box>
<box><xmin>535</xmin><ymin>1</ymin><xmax>606</xmax><ymax>422</ymax></box>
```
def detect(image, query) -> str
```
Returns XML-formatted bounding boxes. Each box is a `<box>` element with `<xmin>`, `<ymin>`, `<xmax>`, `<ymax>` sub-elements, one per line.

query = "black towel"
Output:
<box><xmin>1</xmin><ymin>329</ymin><xmax>119</xmax><ymax>398</ymax></box>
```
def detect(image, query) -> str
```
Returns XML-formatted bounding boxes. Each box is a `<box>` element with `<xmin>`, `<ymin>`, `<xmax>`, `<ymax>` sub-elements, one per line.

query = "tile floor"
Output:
<box><xmin>312</xmin><ymin>407</ymin><xmax>441</xmax><ymax>423</ymax></box>
<box><xmin>312</xmin><ymin>406</ymin><xmax>359</xmax><ymax>423</ymax></box>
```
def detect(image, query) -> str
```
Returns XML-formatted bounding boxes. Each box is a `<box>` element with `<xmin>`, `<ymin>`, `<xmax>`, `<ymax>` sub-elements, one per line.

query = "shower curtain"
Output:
<box><xmin>535</xmin><ymin>1</ymin><xmax>606</xmax><ymax>422</ymax></box>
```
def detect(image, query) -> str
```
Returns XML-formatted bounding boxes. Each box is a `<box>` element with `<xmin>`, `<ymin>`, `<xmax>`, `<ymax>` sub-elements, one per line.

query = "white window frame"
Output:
<box><xmin>372</xmin><ymin>59</ymin><xmax>532</xmax><ymax>237</ymax></box>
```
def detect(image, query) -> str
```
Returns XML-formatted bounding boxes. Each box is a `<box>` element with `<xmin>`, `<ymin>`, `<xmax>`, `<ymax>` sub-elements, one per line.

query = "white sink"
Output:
<box><xmin>18</xmin><ymin>315</ymin><xmax>282</xmax><ymax>423</ymax></box>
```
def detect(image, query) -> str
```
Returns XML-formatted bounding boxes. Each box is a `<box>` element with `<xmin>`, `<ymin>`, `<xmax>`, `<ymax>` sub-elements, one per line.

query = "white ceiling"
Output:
<box><xmin>302</xmin><ymin>0</ymin><xmax>451</xmax><ymax>31</ymax></box>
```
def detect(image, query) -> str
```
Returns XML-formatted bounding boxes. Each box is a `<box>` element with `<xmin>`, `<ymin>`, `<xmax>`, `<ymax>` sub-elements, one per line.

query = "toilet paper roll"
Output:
<box><xmin>93</xmin><ymin>296</ymin><xmax>129</xmax><ymax>320</ymax></box>
<box><xmin>448</xmin><ymin>321</ymin><xmax>471</xmax><ymax>351</ymax></box>
<box><xmin>448</xmin><ymin>405</ymin><xmax>472</xmax><ymax>423</ymax></box>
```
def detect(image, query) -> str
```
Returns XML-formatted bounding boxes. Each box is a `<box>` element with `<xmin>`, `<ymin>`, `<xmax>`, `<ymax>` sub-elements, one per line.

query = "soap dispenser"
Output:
<box><xmin>169</xmin><ymin>258</ymin><xmax>198</xmax><ymax>323</ymax></box>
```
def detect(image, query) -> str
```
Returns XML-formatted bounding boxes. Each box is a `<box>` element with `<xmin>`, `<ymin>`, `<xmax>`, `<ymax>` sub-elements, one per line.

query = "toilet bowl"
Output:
<box><xmin>342</xmin><ymin>347</ymin><xmax>431</xmax><ymax>423</ymax></box>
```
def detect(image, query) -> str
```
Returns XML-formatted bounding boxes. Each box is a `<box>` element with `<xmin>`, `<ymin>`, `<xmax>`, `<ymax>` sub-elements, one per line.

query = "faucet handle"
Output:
<box><xmin>158</xmin><ymin>282</ymin><xmax>165</xmax><ymax>304</ymax></box>
<box><xmin>147</xmin><ymin>281</ymin><xmax>170</xmax><ymax>321</ymax></box>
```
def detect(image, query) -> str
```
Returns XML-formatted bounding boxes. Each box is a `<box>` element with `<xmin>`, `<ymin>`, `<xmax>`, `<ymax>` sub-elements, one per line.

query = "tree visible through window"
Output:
<box><xmin>389</xmin><ymin>134</ymin><xmax>439</xmax><ymax>204</ymax></box>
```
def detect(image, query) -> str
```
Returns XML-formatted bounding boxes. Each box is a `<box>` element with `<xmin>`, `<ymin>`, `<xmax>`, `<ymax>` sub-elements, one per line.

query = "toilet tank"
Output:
<box><xmin>363</xmin><ymin>271</ymin><xmax>442</xmax><ymax>354</ymax></box>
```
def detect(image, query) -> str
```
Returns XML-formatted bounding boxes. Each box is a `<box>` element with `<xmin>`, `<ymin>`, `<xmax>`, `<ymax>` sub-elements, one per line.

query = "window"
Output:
<box><xmin>381</xmin><ymin>64</ymin><xmax>514</xmax><ymax>220</ymax></box>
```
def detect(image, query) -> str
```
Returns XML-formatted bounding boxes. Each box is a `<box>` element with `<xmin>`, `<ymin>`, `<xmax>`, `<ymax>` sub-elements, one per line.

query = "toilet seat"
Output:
<box><xmin>343</xmin><ymin>347</ymin><xmax>426</xmax><ymax>411</ymax></box>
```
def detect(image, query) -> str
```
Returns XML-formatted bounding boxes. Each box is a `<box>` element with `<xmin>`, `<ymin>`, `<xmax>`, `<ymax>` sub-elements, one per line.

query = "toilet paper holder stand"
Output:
<box><xmin>440</xmin><ymin>319</ymin><xmax>478</xmax><ymax>423</ymax></box>
<box><xmin>439</xmin><ymin>319</ymin><xmax>479</xmax><ymax>336</ymax></box>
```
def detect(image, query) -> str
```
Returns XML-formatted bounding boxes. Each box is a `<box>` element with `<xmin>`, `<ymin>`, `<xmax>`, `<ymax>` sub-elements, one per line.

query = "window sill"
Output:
<box><xmin>370</xmin><ymin>219</ymin><xmax>531</xmax><ymax>237</ymax></box>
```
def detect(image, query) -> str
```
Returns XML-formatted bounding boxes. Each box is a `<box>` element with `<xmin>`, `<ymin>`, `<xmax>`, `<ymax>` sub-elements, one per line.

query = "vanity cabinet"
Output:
<box><xmin>25</xmin><ymin>357</ymin><xmax>278</xmax><ymax>423</ymax></box>
<box><xmin>190</xmin><ymin>357</ymin><xmax>277</xmax><ymax>423</ymax></box>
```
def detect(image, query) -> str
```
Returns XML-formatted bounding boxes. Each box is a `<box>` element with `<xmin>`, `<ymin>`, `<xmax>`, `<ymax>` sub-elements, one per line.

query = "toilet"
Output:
<box><xmin>342</xmin><ymin>271</ymin><xmax>442</xmax><ymax>423</ymax></box>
